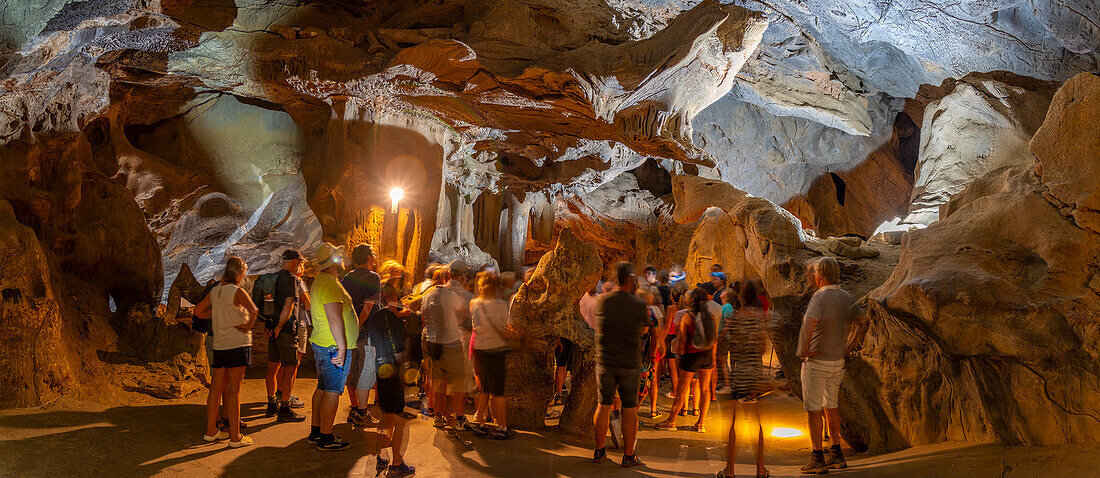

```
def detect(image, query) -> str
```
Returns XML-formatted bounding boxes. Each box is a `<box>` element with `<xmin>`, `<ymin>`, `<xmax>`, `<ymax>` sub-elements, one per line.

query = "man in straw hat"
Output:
<box><xmin>306</xmin><ymin>242</ymin><xmax>358</xmax><ymax>451</ymax></box>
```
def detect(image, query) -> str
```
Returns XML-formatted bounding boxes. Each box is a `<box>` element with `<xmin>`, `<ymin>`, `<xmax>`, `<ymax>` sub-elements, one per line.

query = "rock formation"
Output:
<box><xmin>905</xmin><ymin>77</ymin><xmax>1055</xmax><ymax>224</ymax></box>
<box><xmin>507</xmin><ymin>228</ymin><xmax>602</xmax><ymax>434</ymax></box>
<box><xmin>672</xmin><ymin>74</ymin><xmax>1100</xmax><ymax>451</ymax></box>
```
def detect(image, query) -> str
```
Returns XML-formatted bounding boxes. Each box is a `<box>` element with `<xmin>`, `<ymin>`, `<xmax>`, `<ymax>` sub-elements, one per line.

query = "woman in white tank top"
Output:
<box><xmin>193</xmin><ymin>257</ymin><xmax>258</xmax><ymax>448</ymax></box>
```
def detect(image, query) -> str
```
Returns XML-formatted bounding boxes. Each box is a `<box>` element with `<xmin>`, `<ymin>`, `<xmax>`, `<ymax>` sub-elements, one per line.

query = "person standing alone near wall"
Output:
<box><xmin>797</xmin><ymin>256</ymin><xmax>870</xmax><ymax>474</ymax></box>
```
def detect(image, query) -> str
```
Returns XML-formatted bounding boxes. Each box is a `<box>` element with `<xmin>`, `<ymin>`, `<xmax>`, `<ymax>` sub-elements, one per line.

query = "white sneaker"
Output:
<box><xmin>228</xmin><ymin>436</ymin><xmax>253</xmax><ymax>448</ymax></box>
<box><xmin>716</xmin><ymin>387</ymin><xmax>732</xmax><ymax>394</ymax></box>
<box><xmin>664</xmin><ymin>392</ymin><xmax>675</xmax><ymax>399</ymax></box>
<box><xmin>203</xmin><ymin>430</ymin><xmax>229</xmax><ymax>442</ymax></box>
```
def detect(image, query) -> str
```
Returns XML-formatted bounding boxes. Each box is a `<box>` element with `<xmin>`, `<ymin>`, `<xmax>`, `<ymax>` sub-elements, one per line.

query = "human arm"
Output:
<box><xmin>193</xmin><ymin>294</ymin><xmax>212</xmax><ymax>321</ymax></box>
<box><xmin>847</xmin><ymin>308</ymin><xmax>871</xmax><ymax>354</ymax></box>
<box><xmin>234</xmin><ymin>287</ymin><xmax>259</xmax><ymax>332</ymax></box>
<box><xmin>325</xmin><ymin>302</ymin><xmax>349</xmax><ymax>366</ymax></box>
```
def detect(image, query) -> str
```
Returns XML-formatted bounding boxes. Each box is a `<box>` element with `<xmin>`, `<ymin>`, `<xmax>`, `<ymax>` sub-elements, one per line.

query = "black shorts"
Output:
<box><xmin>376</xmin><ymin>375</ymin><xmax>405</xmax><ymax>415</ymax></box>
<box><xmin>268</xmin><ymin>330</ymin><xmax>300</xmax><ymax>366</ymax></box>
<box><xmin>474</xmin><ymin>349</ymin><xmax>509</xmax><ymax>396</ymax></box>
<box><xmin>212</xmin><ymin>346</ymin><xmax>251</xmax><ymax>368</ymax></box>
<box><xmin>555</xmin><ymin>338</ymin><xmax>575</xmax><ymax>371</ymax></box>
<box><xmin>596</xmin><ymin>365</ymin><xmax>640</xmax><ymax>408</ymax></box>
<box><xmin>679</xmin><ymin>351</ymin><xmax>714</xmax><ymax>373</ymax></box>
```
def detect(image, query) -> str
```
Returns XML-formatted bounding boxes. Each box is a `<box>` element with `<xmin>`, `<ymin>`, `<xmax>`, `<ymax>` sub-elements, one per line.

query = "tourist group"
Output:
<box><xmin>191</xmin><ymin>242</ymin><xmax>870</xmax><ymax>477</ymax></box>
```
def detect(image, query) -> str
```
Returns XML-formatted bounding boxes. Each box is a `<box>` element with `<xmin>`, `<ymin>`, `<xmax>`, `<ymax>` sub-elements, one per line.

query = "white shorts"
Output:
<box><xmin>800</xmin><ymin>359</ymin><xmax>845</xmax><ymax>412</ymax></box>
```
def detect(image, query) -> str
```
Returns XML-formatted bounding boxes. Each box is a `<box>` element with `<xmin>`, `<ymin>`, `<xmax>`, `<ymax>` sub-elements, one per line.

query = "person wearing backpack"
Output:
<box><xmin>259</xmin><ymin>249</ymin><xmax>309</xmax><ymax>422</ymax></box>
<box><xmin>657</xmin><ymin>286</ymin><xmax>719</xmax><ymax>432</ymax></box>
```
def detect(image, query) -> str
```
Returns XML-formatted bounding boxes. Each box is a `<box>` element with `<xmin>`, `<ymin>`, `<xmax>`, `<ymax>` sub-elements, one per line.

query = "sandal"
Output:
<box><xmin>716</xmin><ymin>471</ymin><xmax>733</xmax><ymax>478</ymax></box>
<box><xmin>756</xmin><ymin>468</ymin><xmax>770</xmax><ymax>478</ymax></box>
<box><xmin>695</xmin><ymin>423</ymin><xmax>706</xmax><ymax>433</ymax></box>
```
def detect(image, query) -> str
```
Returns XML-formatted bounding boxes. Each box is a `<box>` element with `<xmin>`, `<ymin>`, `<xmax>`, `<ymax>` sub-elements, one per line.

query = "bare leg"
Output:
<box><xmin>648</xmin><ymin>369</ymin><xmax>659</xmax><ymax>415</ymax></box>
<box><xmin>265</xmin><ymin>362</ymin><xmax>280</xmax><ymax>399</ymax></box>
<box><xmin>347</xmin><ymin>387</ymin><xmax>359</xmax><ymax>410</ymax></box>
<box><xmin>205</xmin><ymin>367</ymin><xmax>227</xmax><ymax>436</ymax></box>
<box><xmin>356</xmin><ymin>387</ymin><xmax>371</xmax><ymax>409</ymax></box>
<box><xmin>746</xmin><ymin>401</ymin><xmax>766</xmax><ymax>475</ymax></box>
<box><xmin>450</xmin><ymin>392</ymin><xmax>467</xmax><ymax>423</ymax></box>
<box><xmin>474</xmin><ymin>376</ymin><xmax>489</xmax><ymax>423</ymax></box>
<box><xmin>320</xmin><ymin>391</ymin><xmax>341</xmax><ymax>434</ymax></box>
<box><xmin>593</xmin><ymin>403</ymin><xmax>612</xmax><ymax>449</ymax></box>
<box><xmin>388</xmin><ymin>413</ymin><xmax>407</xmax><ymax>465</ymax></box>
<box><xmin>696</xmin><ymin>368</ymin><xmax>714</xmax><ymax>425</ymax></box>
<box><xmin>824</xmin><ymin>408</ymin><xmax>843</xmax><ymax>447</ymax></box>
<box><xmin>278</xmin><ymin>364</ymin><xmax>298</xmax><ymax>401</ymax></box>
<box><xmin>691</xmin><ymin>379</ymin><xmax>700</xmax><ymax>413</ymax></box>
<box><xmin>491</xmin><ymin>396</ymin><xmax>508</xmax><ymax>428</ymax></box>
<box><xmin>669</xmin><ymin>358</ymin><xmax>679</xmax><ymax>389</ymax></box>
<box><xmin>661</xmin><ymin>371</ymin><xmax>695</xmax><ymax>426</ymax></box>
<box><xmin>226</xmin><ymin>366</ymin><xmax>246</xmax><ymax>441</ymax></box>
<box><xmin>723</xmin><ymin>401</ymin><xmax>737</xmax><ymax>474</ymax></box>
<box><xmin>808</xmin><ymin>410</ymin><xmax>825</xmax><ymax>451</ymax></box>
<box><xmin>622</xmin><ymin>407</ymin><xmax>640</xmax><ymax>456</ymax></box>
<box><xmin>554</xmin><ymin>366</ymin><xmax>567</xmax><ymax>396</ymax></box>
<box><xmin>431</xmin><ymin>391</ymin><xmax>448</xmax><ymax>421</ymax></box>
<box><xmin>311</xmin><ymin>388</ymin><xmax>324</xmax><ymax>427</ymax></box>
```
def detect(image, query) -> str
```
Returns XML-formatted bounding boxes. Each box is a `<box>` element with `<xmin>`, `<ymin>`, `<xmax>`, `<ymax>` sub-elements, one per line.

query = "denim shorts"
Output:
<box><xmin>312</xmin><ymin>343</ymin><xmax>351</xmax><ymax>393</ymax></box>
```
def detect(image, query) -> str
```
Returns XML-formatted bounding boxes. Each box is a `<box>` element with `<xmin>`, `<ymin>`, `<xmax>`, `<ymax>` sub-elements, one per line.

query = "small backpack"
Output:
<box><xmin>689</xmin><ymin>310</ymin><xmax>718</xmax><ymax>350</ymax></box>
<box><xmin>251</xmin><ymin>272</ymin><xmax>281</xmax><ymax>328</ymax></box>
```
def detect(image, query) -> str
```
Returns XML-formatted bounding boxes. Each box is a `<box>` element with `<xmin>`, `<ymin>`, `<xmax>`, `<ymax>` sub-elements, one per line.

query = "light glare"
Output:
<box><xmin>390</xmin><ymin>188</ymin><xmax>404</xmax><ymax>202</ymax></box>
<box><xmin>770</xmin><ymin>427</ymin><xmax>804</xmax><ymax>438</ymax></box>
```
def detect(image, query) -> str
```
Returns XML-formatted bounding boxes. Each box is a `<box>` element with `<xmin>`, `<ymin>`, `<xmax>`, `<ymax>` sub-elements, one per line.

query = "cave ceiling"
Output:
<box><xmin>1</xmin><ymin>0</ymin><xmax>1097</xmax><ymax>278</ymax></box>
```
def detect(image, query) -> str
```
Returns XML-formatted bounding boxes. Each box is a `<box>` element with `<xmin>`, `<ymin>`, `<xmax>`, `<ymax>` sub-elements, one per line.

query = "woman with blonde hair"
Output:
<box><xmin>195</xmin><ymin>256</ymin><xmax>258</xmax><ymax>448</ymax></box>
<box><xmin>469</xmin><ymin>271</ymin><xmax>517</xmax><ymax>439</ymax></box>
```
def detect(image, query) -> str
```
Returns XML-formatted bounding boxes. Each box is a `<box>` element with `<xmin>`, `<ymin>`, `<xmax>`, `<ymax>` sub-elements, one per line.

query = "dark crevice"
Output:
<box><xmin>830</xmin><ymin>172</ymin><xmax>846</xmax><ymax>206</ymax></box>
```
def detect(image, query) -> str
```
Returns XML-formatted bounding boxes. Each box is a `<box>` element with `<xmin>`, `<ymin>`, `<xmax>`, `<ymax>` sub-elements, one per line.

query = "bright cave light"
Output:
<box><xmin>389</xmin><ymin>188</ymin><xmax>404</xmax><ymax>213</ymax></box>
<box><xmin>770</xmin><ymin>427</ymin><xmax>804</xmax><ymax>438</ymax></box>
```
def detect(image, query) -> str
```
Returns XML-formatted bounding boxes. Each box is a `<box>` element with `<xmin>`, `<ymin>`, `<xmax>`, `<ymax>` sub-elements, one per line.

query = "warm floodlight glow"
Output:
<box><xmin>770</xmin><ymin>427</ymin><xmax>804</xmax><ymax>438</ymax></box>
<box><xmin>389</xmin><ymin>188</ymin><xmax>403</xmax><ymax>213</ymax></box>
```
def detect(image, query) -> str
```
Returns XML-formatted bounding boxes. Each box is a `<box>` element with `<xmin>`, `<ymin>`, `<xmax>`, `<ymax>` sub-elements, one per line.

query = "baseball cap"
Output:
<box><xmin>697</xmin><ymin>282</ymin><xmax>718</xmax><ymax>295</ymax></box>
<box><xmin>711</xmin><ymin>271</ymin><xmax>727</xmax><ymax>282</ymax></box>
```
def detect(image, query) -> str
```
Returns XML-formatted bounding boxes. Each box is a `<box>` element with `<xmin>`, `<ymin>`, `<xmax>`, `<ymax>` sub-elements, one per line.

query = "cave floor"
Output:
<box><xmin>2</xmin><ymin>368</ymin><xmax>1096</xmax><ymax>478</ymax></box>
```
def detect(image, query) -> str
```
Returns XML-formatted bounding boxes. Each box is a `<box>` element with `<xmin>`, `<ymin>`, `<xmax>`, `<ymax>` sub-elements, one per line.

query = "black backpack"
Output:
<box><xmin>251</xmin><ymin>273</ymin><xmax>281</xmax><ymax>328</ymax></box>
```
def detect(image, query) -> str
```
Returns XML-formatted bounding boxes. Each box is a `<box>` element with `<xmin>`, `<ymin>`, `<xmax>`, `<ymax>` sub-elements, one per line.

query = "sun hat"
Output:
<box><xmin>313</xmin><ymin>242</ymin><xmax>345</xmax><ymax>270</ymax></box>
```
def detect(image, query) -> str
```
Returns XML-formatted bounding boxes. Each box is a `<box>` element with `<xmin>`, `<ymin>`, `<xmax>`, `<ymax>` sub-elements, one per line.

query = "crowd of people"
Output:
<box><xmin>190</xmin><ymin>242</ymin><xmax>870</xmax><ymax>477</ymax></box>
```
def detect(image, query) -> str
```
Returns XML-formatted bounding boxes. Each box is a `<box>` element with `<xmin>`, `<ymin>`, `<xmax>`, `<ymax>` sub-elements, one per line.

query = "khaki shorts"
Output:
<box><xmin>801</xmin><ymin>359</ymin><xmax>844</xmax><ymax>412</ymax></box>
<box><xmin>428</xmin><ymin>343</ymin><xmax>471</xmax><ymax>394</ymax></box>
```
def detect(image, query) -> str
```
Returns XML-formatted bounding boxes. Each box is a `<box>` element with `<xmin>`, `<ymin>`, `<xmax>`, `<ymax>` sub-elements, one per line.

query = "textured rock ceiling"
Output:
<box><xmin>1</xmin><ymin>0</ymin><xmax>1097</xmax><ymax>283</ymax></box>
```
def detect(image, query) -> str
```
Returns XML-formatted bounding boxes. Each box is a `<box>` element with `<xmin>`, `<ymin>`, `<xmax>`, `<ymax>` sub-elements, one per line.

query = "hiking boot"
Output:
<box><xmin>592</xmin><ymin>447</ymin><xmax>607</xmax><ymax>463</ymax></box>
<box><xmin>387</xmin><ymin>463</ymin><xmax>416</xmax><ymax>477</ymax></box>
<box><xmin>351</xmin><ymin>409</ymin><xmax>380</xmax><ymax>428</ymax></box>
<box><xmin>375</xmin><ymin>455</ymin><xmax>390</xmax><ymax>475</ymax></box>
<box><xmin>490</xmin><ymin>426</ymin><xmax>516</xmax><ymax>440</ymax></box>
<box><xmin>316</xmin><ymin>435</ymin><xmax>352</xmax><ymax>451</ymax></box>
<box><xmin>825</xmin><ymin>447</ymin><xmax>847</xmax><ymax>469</ymax></box>
<box><xmin>265</xmin><ymin>397</ymin><xmax>279</xmax><ymax>417</ymax></box>
<box><xmin>277</xmin><ymin>405</ymin><xmax>306</xmax><ymax>423</ymax></box>
<box><xmin>433</xmin><ymin>415</ymin><xmax>447</xmax><ymax>429</ymax></box>
<box><xmin>276</xmin><ymin>390</ymin><xmax>305</xmax><ymax>409</ymax></box>
<box><xmin>800</xmin><ymin>452</ymin><xmax>829</xmax><ymax>474</ymax></box>
<box><xmin>621</xmin><ymin>454</ymin><xmax>645</xmax><ymax>468</ymax></box>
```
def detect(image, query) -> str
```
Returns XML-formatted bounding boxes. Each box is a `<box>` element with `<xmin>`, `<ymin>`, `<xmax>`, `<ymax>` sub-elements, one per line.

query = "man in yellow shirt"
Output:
<box><xmin>307</xmin><ymin>243</ymin><xmax>359</xmax><ymax>451</ymax></box>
